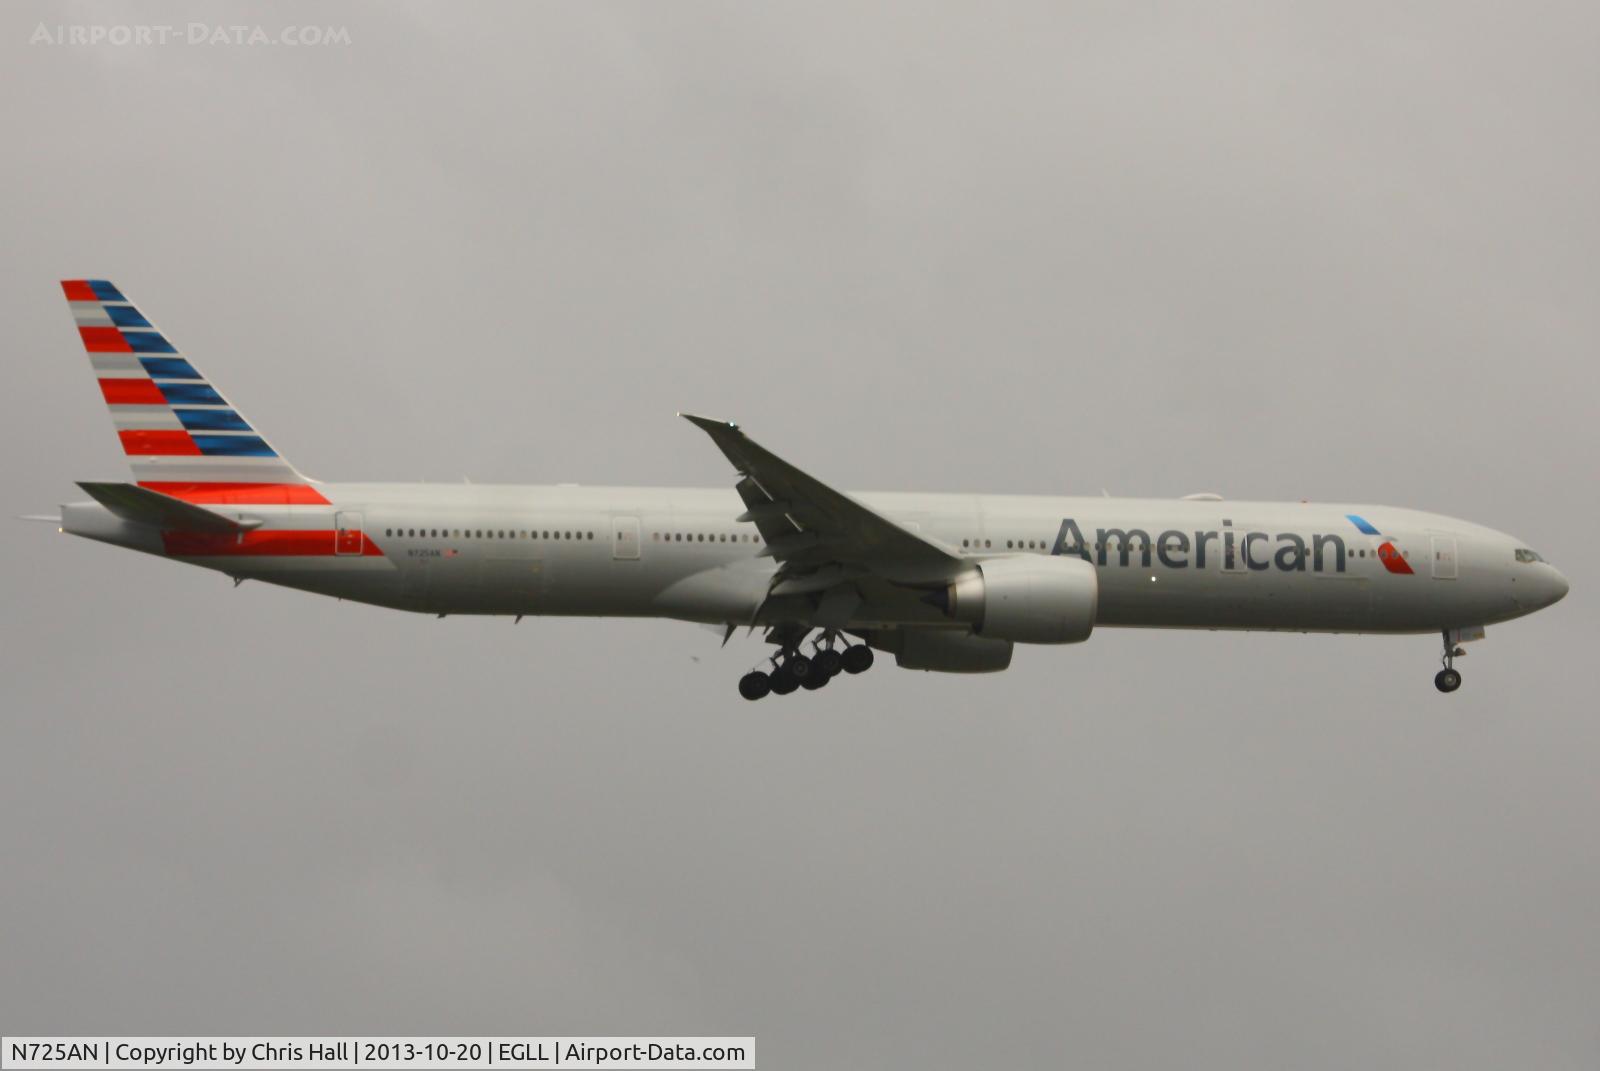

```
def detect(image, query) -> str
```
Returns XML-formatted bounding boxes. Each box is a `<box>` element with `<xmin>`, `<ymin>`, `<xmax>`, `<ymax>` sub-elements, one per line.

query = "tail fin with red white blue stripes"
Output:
<box><xmin>61</xmin><ymin>279</ymin><xmax>327</xmax><ymax>505</ymax></box>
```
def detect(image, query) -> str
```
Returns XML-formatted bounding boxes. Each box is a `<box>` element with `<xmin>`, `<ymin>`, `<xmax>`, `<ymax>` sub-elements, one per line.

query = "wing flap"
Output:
<box><xmin>734</xmin><ymin>475</ymin><xmax>803</xmax><ymax>547</ymax></box>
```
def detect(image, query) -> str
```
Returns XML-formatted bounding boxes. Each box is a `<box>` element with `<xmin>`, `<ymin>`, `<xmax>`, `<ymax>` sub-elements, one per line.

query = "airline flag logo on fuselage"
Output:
<box><xmin>1049</xmin><ymin>515</ymin><xmax>1413</xmax><ymax>574</ymax></box>
<box><xmin>1346</xmin><ymin>513</ymin><xmax>1414</xmax><ymax>574</ymax></box>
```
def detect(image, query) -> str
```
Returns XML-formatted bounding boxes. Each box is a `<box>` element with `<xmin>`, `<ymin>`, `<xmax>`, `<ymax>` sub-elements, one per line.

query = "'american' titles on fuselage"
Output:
<box><xmin>1054</xmin><ymin>517</ymin><xmax>1362</xmax><ymax>573</ymax></box>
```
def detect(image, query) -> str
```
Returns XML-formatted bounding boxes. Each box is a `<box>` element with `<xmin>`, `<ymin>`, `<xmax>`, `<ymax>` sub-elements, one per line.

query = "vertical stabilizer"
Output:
<box><xmin>61</xmin><ymin>279</ymin><xmax>327</xmax><ymax>505</ymax></box>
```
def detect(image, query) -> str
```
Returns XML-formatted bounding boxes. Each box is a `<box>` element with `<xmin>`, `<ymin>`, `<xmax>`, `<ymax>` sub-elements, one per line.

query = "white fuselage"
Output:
<box><xmin>62</xmin><ymin>483</ymin><xmax>1570</xmax><ymax>636</ymax></box>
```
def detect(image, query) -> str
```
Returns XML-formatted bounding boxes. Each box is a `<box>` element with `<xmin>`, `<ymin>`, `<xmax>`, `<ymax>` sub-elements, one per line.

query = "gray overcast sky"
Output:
<box><xmin>2</xmin><ymin>2</ymin><xmax>1597</xmax><ymax>1067</ymax></box>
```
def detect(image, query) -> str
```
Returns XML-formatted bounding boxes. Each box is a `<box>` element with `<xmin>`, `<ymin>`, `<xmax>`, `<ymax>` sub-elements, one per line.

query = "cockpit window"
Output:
<box><xmin>1515</xmin><ymin>549</ymin><xmax>1545</xmax><ymax>564</ymax></box>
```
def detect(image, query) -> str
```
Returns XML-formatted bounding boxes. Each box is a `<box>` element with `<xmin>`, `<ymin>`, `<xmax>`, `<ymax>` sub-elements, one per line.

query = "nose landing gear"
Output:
<box><xmin>1435</xmin><ymin>630</ymin><xmax>1465</xmax><ymax>693</ymax></box>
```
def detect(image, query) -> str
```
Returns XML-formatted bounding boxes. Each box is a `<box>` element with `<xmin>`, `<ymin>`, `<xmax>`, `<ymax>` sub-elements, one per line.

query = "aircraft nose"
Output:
<box><xmin>1546</xmin><ymin>567</ymin><xmax>1570</xmax><ymax>606</ymax></box>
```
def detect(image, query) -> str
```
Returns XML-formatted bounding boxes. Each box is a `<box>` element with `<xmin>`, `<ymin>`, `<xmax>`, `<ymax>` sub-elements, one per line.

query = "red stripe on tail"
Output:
<box><xmin>79</xmin><ymin>326</ymin><xmax>132</xmax><ymax>352</ymax></box>
<box><xmin>139</xmin><ymin>481</ymin><xmax>330</xmax><ymax>505</ymax></box>
<box><xmin>119</xmin><ymin>429</ymin><xmax>200</xmax><ymax>455</ymax></box>
<box><xmin>99</xmin><ymin>378</ymin><xmax>167</xmax><ymax>405</ymax></box>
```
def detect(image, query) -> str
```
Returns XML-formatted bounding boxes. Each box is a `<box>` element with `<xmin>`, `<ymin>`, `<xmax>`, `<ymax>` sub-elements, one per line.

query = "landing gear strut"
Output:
<box><xmin>1435</xmin><ymin>630</ymin><xmax>1464</xmax><ymax>693</ymax></box>
<box><xmin>736</xmin><ymin>630</ymin><xmax>875</xmax><ymax>700</ymax></box>
<box><xmin>742</xmin><ymin>649</ymin><xmax>808</xmax><ymax>700</ymax></box>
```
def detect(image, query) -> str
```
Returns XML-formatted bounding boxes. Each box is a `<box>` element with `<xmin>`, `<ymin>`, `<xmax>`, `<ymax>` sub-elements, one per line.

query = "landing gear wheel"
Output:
<box><xmin>785</xmin><ymin>654</ymin><xmax>813</xmax><ymax>681</ymax></box>
<box><xmin>738</xmin><ymin>671</ymin><xmax>771</xmax><ymax>701</ymax></box>
<box><xmin>813</xmin><ymin>649</ymin><xmax>843</xmax><ymax>678</ymax></box>
<box><xmin>841</xmin><ymin>645</ymin><xmax>875</xmax><ymax>674</ymax></box>
<box><xmin>769</xmin><ymin>668</ymin><xmax>800</xmax><ymax>695</ymax></box>
<box><xmin>1435</xmin><ymin>630</ymin><xmax>1465</xmax><ymax>693</ymax></box>
<box><xmin>800</xmin><ymin>671</ymin><xmax>830</xmax><ymax>690</ymax></box>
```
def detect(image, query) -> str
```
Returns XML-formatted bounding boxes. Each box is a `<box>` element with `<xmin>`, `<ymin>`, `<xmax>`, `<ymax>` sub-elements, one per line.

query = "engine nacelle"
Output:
<box><xmin>934</xmin><ymin>554</ymin><xmax>1098</xmax><ymax>644</ymax></box>
<box><xmin>874</xmin><ymin>629</ymin><xmax>1014</xmax><ymax>673</ymax></box>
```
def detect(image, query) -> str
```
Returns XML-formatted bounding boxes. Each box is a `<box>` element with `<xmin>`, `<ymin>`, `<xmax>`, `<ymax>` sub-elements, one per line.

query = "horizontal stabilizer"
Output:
<box><xmin>76</xmin><ymin>481</ymin><xmax>252</xmax><ymax>534</ymax></box>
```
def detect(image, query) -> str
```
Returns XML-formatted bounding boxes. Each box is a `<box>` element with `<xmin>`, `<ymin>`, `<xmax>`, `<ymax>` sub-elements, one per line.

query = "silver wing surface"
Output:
<box><xmin>681</xmin><ymin>415</ymin><xmax>968</xmax><ymax>631</ymax></box>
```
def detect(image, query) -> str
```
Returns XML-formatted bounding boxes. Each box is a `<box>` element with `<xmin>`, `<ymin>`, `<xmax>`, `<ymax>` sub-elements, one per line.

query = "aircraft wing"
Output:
<box><xmin>681</xmin><ymin>414</ymin><xmax>964</xmax><ymax>585</ymax></box>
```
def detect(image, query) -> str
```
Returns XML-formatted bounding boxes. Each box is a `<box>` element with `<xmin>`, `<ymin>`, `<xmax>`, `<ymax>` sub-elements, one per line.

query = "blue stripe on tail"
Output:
<box><xmin>193</xmin><ymin>434</ymin><xmax>276</xmax><ymax>457</ymax></box>
<box><xmin>157</xmin><ymin>382</ymin><xmax>226</xmax><ymax>405</ymax></box>
<box><xmin>175</xmin><ymin>408</ymin><xmax>253</xmax><ymax>432</ymax></box>
<box><xmin>105</xmin><ymin>305</ymin><xmax>152</xmax><ymax>328</ymax></box>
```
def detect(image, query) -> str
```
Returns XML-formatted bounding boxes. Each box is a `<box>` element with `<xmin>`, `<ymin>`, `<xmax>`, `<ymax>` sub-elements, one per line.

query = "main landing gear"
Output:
<box><xmin>1435</xmin><ymin>630</ymin><xmax>1465</xmax><ymax>693</ymax></box>
<box><xmin>738</xmin><ymin>631</ymin><xmax>875</xmax><ymax>700</ymax></box>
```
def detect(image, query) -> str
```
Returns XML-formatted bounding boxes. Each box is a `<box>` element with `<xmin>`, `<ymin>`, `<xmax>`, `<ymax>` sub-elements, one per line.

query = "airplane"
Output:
<box><xmin>45</xmin><ymin>280</ymin><xmax>1568</xmax><ymax>699</ymax></box>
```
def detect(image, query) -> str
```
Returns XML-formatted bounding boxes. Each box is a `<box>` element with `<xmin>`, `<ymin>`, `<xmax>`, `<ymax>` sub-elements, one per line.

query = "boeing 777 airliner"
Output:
<box><xmin>46</xmin><ymin>281</ymin><xmax>1568</xmax><ymax>698</ymax></box>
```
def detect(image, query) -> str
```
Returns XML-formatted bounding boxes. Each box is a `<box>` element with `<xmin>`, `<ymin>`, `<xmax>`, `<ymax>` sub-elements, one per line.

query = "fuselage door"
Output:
<box><xmin>612</xmin><ymin>515</ymin><xmax>641</xmax><ymax>560</ymax></box>
<box><xmin>1431</xmin><ymin>536</ymin><xmax>1458</xmax><ymax>579</ymax></box>
<box><xmin>334</xmin><ymin>510</ymin><xmax>364</xmax><ymax>555</ymax></box>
